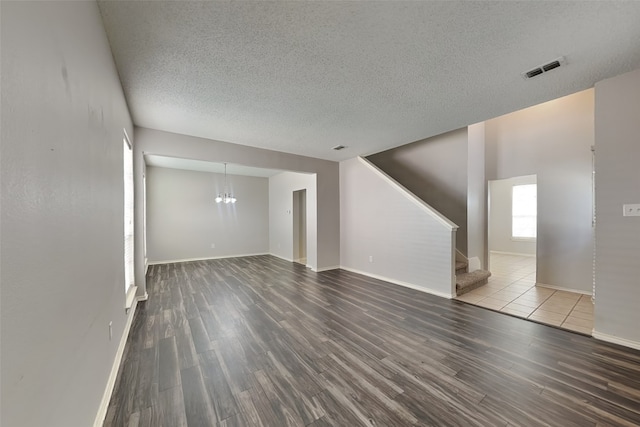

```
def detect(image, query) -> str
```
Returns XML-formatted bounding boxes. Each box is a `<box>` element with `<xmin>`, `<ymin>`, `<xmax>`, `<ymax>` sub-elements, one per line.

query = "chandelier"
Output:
<box><xmin>215</xmin><ymin>163</ymin><xmax>237</xmax><ymax>204</ymax></box>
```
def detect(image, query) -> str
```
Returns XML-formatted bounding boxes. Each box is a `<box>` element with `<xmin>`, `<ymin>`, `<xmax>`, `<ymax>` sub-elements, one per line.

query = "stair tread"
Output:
<box><xmin>455</xmin><ymin>261</ymin><xmax>468</xmax><ymax>270</ymax></box>
<box><xmin>456</xmin><ymin>270</ymin><xmax>491</xmax><ymax>289</ymax></box>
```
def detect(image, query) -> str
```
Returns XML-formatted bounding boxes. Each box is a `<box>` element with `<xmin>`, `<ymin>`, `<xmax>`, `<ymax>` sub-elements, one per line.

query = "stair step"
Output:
<box><xmin>456</xmin><ymin>270</ymin><xmax>491</xmax><ymax>296</ymax></box>
<box><xmin>455</xmin><ymin>261</ymin><xmax>468</xmax><ymax>274</ymax></box>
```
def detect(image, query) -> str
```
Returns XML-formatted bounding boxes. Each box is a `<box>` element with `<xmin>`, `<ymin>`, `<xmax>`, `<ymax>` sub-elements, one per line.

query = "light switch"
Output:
<box><xmin>623</xmin><ymin>204</ymin><xmax>640</xmax><ymax>217</ymax></box>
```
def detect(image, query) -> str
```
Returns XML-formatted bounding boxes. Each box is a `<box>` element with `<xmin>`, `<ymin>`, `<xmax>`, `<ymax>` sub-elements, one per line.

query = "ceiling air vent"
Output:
<box><xmin>332</xmin><ymin>145</ymin><xmax>347</xmax><ymax>151</ymax></box>
<box><xmin>522</xmin><ymin>56</ymin><xmax>566</xmax><ymax>79</ymax></box>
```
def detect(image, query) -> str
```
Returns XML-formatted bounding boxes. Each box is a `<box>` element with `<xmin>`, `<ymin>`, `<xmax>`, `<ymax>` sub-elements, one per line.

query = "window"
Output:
<box><xmin>123</xmin><ymin>134</ymin><xmax>134</xmax><ymax>294</ymax></box>
<box><xmin>512</xmin><ymin>184</ymin><xmax>537</xmax><ymax>240</ymax></box>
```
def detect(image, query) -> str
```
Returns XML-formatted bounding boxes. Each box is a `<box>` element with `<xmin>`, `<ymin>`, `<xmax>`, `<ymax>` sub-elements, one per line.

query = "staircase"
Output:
<box><xmin>456</xmin><ymin>261</ymin><xmax>491</xmax><ymax>296</ymax></box>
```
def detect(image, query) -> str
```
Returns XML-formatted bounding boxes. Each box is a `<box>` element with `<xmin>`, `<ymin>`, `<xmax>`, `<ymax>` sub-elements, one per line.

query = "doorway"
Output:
<box><xmin>486</xmin><ymin>175</ymin><xmax>538</xmax><ymax>295</ymax></box>
<box><xmin>292</xmin><ymin>189</ymin><xmax>307</xmax><ymax>265</ymax></box>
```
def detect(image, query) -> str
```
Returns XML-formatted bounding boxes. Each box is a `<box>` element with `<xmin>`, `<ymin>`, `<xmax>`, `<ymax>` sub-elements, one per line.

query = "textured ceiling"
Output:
<box><xmin>145</xmin><ymin>155</ymin><xmax>283</xmax><ymax>177</ymax></box>
<box><xmin>98</xmin><ymin>1</ymin><xmax>640</xmax><ymax>161</ymax></box>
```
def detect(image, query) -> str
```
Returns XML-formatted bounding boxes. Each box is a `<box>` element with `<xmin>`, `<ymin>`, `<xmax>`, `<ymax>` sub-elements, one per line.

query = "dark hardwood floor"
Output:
<box><xmin>104</xmin><ymin>255</ymin><xmax>640</xmax><ymax>426</ymax></box>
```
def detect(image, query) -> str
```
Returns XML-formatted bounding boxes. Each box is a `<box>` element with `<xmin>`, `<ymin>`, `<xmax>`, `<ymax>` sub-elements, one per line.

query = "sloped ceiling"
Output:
<box><xmin>98</xmin><ymin>1</ymin><xmax>640</xmax><ymax>161</ymax></box>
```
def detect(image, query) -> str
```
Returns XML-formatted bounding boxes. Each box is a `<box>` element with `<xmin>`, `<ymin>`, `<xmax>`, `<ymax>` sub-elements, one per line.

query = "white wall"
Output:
<box><xmin>134</xmin><ymin>127</ymin><xmax>340</xmax><ymax>292</ymax></box>
<box><xmin>269</xmin><ymin>172</ymin><xmax>319</xmax><ymax>269</ymax></box>
<box><xmin>368</xmin><ymin>128</ymin><xmax>469</xmax><ymax>254</ymax></box>
<box><xmin>467</xmin><ymin>123</ymin><xmax>487</xmax><ymax>269</ymax></box>
<box><xmin>146</xmin><ymin>167</ymin><xmax>269</xmax><ymax>263</ymax></box>
<box><xmin>340</xmin><ymin>157</ymin><xmax>457</xmax><ymax>298</ymax></box>
<box><xmin>594</xmin><ymin>68</ymin><xmax>640</xmax><ymax>348</ymax></box>
<box><xmin>489</xmin><ymin>175</ymin><xmax>537</xmax><ymax>256</ymax></box>
<box><xmin>1</xmin><ymin>3</ymin><xmax>133</xmax><ymax>426</ymax></box>
<box><xmin>485</xmin><ymin>89</ymin><xmax>594</xmax><ymax>293</ymax></box>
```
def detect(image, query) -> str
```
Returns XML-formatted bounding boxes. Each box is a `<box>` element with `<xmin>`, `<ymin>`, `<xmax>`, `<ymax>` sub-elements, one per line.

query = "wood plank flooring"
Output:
<box><xmin>104</xmin><ymin>255</ymin><xmax>640</xmax><ymax>426</ymax></box>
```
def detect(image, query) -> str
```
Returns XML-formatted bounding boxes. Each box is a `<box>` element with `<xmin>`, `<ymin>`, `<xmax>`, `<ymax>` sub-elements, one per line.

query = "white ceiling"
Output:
<box><xmin>98</xmin><ymin>1</ymin><xmax>640</xmax><ymax>161</ymax></box>
<box><xmin>145</xmin><ymin>155</ymin><xmax>283</xmax><ymax>177</ymax></box>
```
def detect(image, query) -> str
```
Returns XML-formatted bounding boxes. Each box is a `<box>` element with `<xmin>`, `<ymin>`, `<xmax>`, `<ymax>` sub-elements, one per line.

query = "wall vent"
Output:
<box><xmin>522</xmin><ymin>56</ymin><xmax>566</xmax><ymax>79</ymax></box>
<box><xmin>332</xmin><ymin>145</ymin><xmax>347</xmax><ymax>151</ymax></box>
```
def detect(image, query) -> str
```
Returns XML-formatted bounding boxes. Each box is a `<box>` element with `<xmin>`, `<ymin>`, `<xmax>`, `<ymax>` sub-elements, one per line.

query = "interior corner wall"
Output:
<box><xmin>1</xmin><ymin>3</ymin><xmax>134</xmax><ymax>426</ymax></box>
<box><xmin>467</xmin><ymin>123</ymin><xmax>487</xmax><ymax>268</ymax></box>
<box><xmin>488</xmin><ymin>175</ymin><xmax>537</xmax><ymax>256</ymax></box>
<box><xmin>134</xmin><ymin>127</ymin><xmax>339</xmax><ymax>281</ymax></box>
<box><xmin>269</xmin><ymin>172</ymin><xmax>318</xmax><ymax>269</ymax></box>
<box><xmin>146</xmin><ymin>167</ymin><xmax>269</xmax><ymax>263</ymax></box>
<box><xmin>368</xmin><ymin>128</ymin><xmax>469</xmax><ymax>255</ymax></box>
<box><xmin>484</xmin><ymin>89</ymin><xmax>594</xmax><ymax>293</ymax></box>
<box><xmin>594</xmin><ymin>67</ymin><xmax>640</xmax><ymax>345</ymax></box>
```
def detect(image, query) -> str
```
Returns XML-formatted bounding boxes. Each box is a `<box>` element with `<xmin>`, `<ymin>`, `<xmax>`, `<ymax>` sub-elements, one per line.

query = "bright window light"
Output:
<box><xmin>512</xmin><ymin>184</ymin><xmax>537</xmax><ymax>239</ymax></box>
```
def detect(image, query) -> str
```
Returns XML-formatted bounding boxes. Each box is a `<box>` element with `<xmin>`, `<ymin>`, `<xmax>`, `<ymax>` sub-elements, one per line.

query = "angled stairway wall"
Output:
<box><xmin>368</xmin><ymin>128</ymin><xmax>469</xmax><ymax>255</ymax></box>
<box><xmin>340</xmin><ymin>157</ymin><xmax>458</xmax><ymax>298</ymax></box>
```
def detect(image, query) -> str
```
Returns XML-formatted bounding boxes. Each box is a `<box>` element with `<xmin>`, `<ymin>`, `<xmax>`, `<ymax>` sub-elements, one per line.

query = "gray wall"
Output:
<box><xmin>594</xmin><ymin>68</ymin><xmax>640</xmax><ymax>346</ymax></box>
<box><xmin>1</xmin><ymin>3</ymin><xmax>134</xmax><ymax>426</ymax></box>
<box><xmin>269</xmin><ymin>172</ymin><xmax>318</xmax><ymax>268</ymax></box>
<box><xmin>485</xmin><ymin>89</ymin><xmax>594</xmax><ymax>293</ymax></box>
<box><xmin>146</xmin><ymin>167</ymin><xmax>269</xmax><ymax>263</ymax></box>
<box><xmin>368</xmin><ymin>128</ymin><xmax>469</xmax><ymax>254</ymax></box>
<box><xmin>489</xmin><ymin>175</ymin><xmax>537</xmax><ymax>256</ymax></box>
<box><xmin>134</xmin><ymin>127</ymin><xmax>340</xmax><ymax>292</ymax></box>
<box><xmin>340</xmin><ymin>157</ymin><xmax>457</xmax><ymax>298</ymax></box>
<box><xmin>467</xmin><ymin>123</ymin><xmax>487</xmax><ymax>269</ymax></box>
<box><xmin>292</xmin><ymin>189</ymin><xmax>307</xmax><ymax>262</ymax></box>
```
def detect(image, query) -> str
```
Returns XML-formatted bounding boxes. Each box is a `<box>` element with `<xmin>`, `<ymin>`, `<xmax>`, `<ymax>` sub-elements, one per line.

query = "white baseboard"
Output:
<box><xmin>592</xmin><ymin>330</ymin><xmax>640</xmax><ymax>351</ymax></box>
<box><xmin>268</xmin><ymin>253</ymin><xmax>294</xmax><ymax>263</ymax></box>
<box><xmin>93</xmin><ymin>294</ymin><xmax>144</xmax><ymax>427</ymax></box>
<box><xmin>536</xmin><ymin>283</ymin><xmax>592</xmax><ymax>295</ymax></box>
<box><xmin>313</xmin><ymin>265</ymin><xmax>340</xmax><ymax>272</ymax></box>
<box><xmin>339</xmin><ymin>266</ymin><xmax>454</xmax><ymax>299</ymax></box>
<box><xmin>490</xmin><ymin>250</ymin><xmax>536</xmax><ymax>258</ymax></box>
<box><xmin>148</xmin><ymin>252</ymin><xmax>269</xmax><ymax>265</ymax></box>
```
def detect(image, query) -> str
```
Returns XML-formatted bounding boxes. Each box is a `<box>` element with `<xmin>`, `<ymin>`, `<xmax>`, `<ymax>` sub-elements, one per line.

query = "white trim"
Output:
<box><xmin>357</xmin><ymin>157</ymin><xmax>458</xmax><ymax>231</ymax></box>
<box><xmin>490</xmin><ymin>250</ymin><xmax>536</xmax><ymax>258</ymax></box>
<box><xmin>536</xmin><ymin>283</ymin><xmax>592</xmax><ymax>295</ymax></box>
<box><xmin>592</xmin><ymin>331</ymin><xmax>640</xmax><ymax>351</ymax></box>
<box><xmin>270</xmin><ymin>253</ymin><xmax>326</xmax><ymax>272</ymax></box>
<box><xmin>148</xmin><ymin>252</ymin><xmax>269</xmax><ymax>265</ymax></box>
<box><xmin>511</xmin><ymin>236</ymin><xmax>536</xmax><ymax>242</ymax></box>
<box><xmin>94</xmin><ymin>294</ymin><xmax>143</xmax><ymax>427</ymax></box>
<box><xmin>269</xmin><ymin>253</ymin><xmax>294</xmax><ymax>263</ymax></box>
<box><xmin>313</xmin><ymin>265</ymin><xmax>340</xmax><ymax>272</ymax></box>
<box><xmin>340</xmin><ymin>266</ymin><xmax>455</xmax><ymax>299</ymax></box>
<box><xmin>137</xmin><ymin>292</ymin><xmax>149</xmax><ymax>301</ymax></box>
<box><xmin>125</xmin><ymin>285</ymin><xmax>137</xmax><ymax>311</ymax></box>
<box><xmin>455</xmin><ymin>249</ymin><xmax>468</xmax><ymax>263</ymax></box>
<box><xmin>123</xmin><ymin>128</ymin><xmax>132</xmax><ymax>149</ymax></box>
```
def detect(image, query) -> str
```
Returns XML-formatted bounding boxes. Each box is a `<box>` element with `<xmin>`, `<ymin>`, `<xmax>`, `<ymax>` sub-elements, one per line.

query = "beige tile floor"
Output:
<box><xmin>456</xmin><ymin>253</ymin><xmax>594</xmax><ymax>335</ymax></box>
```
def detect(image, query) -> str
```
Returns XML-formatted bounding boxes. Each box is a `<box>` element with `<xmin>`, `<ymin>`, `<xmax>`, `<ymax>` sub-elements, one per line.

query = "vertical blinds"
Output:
<box><xmin>123</xmin><ymin>137</ymin><xmax>134</xmax><ymax>292</ymax></box>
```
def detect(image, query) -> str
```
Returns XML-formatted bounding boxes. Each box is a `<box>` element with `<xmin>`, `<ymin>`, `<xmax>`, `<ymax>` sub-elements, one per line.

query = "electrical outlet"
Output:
<box><xmin>109</xmin><ymin>321</ymin><xmax>113</xmax><ymax>341</ymax></box>
<box><xmin>623</xmin><ymin>204</ymin><xmax>640</xmax><ymax>217</ymax></box>
<box><xmin>369</xmin><ymin>255</ymin><xmax>373</xmax><ymax>263</ymax></box>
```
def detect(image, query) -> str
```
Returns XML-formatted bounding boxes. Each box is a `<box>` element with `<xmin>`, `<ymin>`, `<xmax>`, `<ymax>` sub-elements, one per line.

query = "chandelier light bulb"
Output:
<box><xmin>215</xmin><ymin>163</ymin><xmax>237</xmax><ymax>204</ymax></box>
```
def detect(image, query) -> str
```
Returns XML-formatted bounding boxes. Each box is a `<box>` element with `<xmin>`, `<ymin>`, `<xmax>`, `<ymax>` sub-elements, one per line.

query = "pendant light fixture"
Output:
<box><xmin>215</xmin><ymin>162</ymin><xmax>236</xmax><ymax>204</ymax></box>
